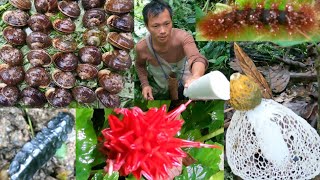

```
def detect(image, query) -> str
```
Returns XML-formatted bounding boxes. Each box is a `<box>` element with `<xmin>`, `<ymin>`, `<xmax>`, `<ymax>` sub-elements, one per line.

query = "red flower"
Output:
<box><xmin>101</xmin><ymin>100</ymin><xmax>221</xmax><ymax>180</ymax></box>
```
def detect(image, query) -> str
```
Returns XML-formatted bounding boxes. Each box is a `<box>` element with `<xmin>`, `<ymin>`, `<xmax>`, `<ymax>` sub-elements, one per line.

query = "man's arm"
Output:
<box><xmin>181</xmin><ymin>32</ymin><xmax>208</xmax><ymax>87</ymax></box>
<box><xmin>185</xmin><ymin>61</ymin><xmax>206</xmax><ymax>87</ymax></box>
<box><xmin>135</xmin><ymin>45</ymin><xmax>154</xmax><ymax>100</ymax></box>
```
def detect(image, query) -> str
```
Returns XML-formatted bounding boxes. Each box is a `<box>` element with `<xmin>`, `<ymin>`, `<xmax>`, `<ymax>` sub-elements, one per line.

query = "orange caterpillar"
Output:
<box><xmin>197</xmin><ymin>2</ymin><xmax>319</xmax><ymax>41</ymax></box>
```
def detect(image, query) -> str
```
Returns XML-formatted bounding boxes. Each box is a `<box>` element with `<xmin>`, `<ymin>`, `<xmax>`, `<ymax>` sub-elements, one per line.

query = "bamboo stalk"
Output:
<box><xmin>168</xmin><ymin>72</ymin><xmax>179</xmax><ymax>100</ymax></box>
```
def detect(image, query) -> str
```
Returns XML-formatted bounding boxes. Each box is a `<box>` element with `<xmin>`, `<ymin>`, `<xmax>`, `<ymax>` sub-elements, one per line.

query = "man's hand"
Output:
<box><xmin>142</xmin><ymin>86</ymin><xmax>154</xmax><ymax>100</ymax></box>
<box><xmin>184</xmin><ymin>75</ymin><xmax>201</xmax><ymax>88</ymax></box>
<box><xmin>185</xmin><ymin>61</ymin><xmax>206</xmax><ymax>88</ymax></box>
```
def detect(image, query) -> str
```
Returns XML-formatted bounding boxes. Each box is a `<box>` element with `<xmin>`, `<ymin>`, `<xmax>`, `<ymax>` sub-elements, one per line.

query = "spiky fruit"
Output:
<box><xmin>230</xmin><ymin>73</ymin><xmax>262</xmax><ymax>111</ymax></box>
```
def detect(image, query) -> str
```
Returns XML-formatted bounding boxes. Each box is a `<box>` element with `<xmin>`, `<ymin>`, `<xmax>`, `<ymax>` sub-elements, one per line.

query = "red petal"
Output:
<box><xmin>108</xmin><ymin>115</ymin><xmax>123</xmax><ymax>130</ymax></box>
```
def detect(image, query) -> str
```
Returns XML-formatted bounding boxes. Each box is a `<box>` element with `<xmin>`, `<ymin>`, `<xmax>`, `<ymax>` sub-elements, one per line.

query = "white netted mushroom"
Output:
<box><xmin>226</xmin><ymin>73</ymin><xmax>320</xmax><ymax>179</ymax></box>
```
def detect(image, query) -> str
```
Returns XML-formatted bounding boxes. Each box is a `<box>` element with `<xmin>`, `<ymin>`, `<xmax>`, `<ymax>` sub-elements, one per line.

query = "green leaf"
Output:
<box><xmin>103</xmin><ymin>172</ymin><xmax>119</xmax><ymax>180</ymax></box>
<box><xmin>195</xmin><ymin>5</ymin><xmax>205</xmax><ymax>22</ymax></box>
<box><xmin>91</xmin><ymin>171</ymin><xmax>104</xmax><ymax>180</ymax></box>
<box><xmin>179</xmin><ymin>129</ymin><xmax>202</xmax><ymax>141</ymax></box>
<box><xmin>90</xmin><ymin>109</ymin><xmax>114</xmax><ymax>168</ymax></box>
<box><xmin>147</xmin><ymin>100</ymin><xmax>171</xmax><ymax>109</ymax></box>
<box><xmin>175</xmin><ymin>164</ymin><xmax>215</xmax><ymax>180</ymax></box>
<box><xmin>188</xmin><ymin>141</ymin><xmax>223</xmax><ymax>172</ymax></box>
<box><xmin>208</xmin><ymin>109</ymin><xmax>224</xmax><ymax>133</ymax></box>
<box><xmin>209</xmin><ymin>171</ymin><xmax>224</xmax><ymax>180</ymax></box>
<box><xmin>182</xmin><ymin>101</ymin><xmax>224</xmax><ymax>132</ymax></box>
<box><xmin>76</xmin><ymin>109</ymin><xmax>96</xmax><ymax>180</ymax></box>
<box><xmin>272</xmin><ymin>41</ymin><xmax>310</xmax><ymax>47</ymax></box>
<box><xmin>103</xmin><ymin>108</ymin><xmax>114</xmax><ymax>128</ymax></box>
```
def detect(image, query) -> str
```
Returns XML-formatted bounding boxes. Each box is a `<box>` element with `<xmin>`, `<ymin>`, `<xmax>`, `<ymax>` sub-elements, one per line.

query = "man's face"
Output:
<box><xmin>146</xmin><ymin>9</ymin><xmax>173</xmax><ymax>44</ymax></box>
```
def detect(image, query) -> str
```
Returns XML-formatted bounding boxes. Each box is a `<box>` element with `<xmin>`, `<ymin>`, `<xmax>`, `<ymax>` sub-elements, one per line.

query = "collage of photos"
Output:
<box><xmin>0</xmin><ymin>0</ymin><xmax>319</xmax><ymax>180</ymax></box>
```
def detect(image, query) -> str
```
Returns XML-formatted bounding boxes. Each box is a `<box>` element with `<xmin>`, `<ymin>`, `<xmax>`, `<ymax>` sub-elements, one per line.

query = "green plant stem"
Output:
<box><xmin>25</xmin><ymin>109</ymin><xmax>35</xmax><ymax>138</ymax></box>
<box><xmin>197</xmin><ymin>127</ymin><xmax>224</xmax><ymax>142</ymax></box>
<box><xmin>0</xmin><ymin>3</ymin><xmax>10</xmax><ymax>11</ymax></box>
<box><xmin>202</xmin><ymin>0</ymin><xmax>210</xmax><ymax>13</ymax></box>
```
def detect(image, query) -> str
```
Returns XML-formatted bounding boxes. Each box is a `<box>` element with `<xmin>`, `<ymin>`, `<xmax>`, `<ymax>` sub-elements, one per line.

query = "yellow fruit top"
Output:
<box><xmin>230</xmin><ymin>73</ymin><xmax>262</xmax><ymax>111</ymax></box>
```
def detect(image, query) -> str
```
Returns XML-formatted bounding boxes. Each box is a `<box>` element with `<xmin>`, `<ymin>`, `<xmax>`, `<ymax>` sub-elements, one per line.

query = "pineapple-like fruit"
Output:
<box><xmin>229</xmin><ymin>73</ymin><xmax>262</xmax><ymax>111</ymax></box>
<box><xmin>227</xmin><ymin>73</ymin><xmax>320</xmax><ymax>180</ymax></box>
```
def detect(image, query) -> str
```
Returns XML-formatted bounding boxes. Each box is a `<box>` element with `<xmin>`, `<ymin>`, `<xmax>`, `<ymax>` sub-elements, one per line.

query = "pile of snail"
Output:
<box><xmin>0</xmin><ymin>0</ymin><xmax>133</xmax><ymax>108</ymax></box>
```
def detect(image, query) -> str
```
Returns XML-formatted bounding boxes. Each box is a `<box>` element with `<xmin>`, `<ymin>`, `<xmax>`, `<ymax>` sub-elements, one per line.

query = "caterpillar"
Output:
<box><xmin>197</xmin><ymin>1</ymin><xmax>319</xmax><ymax>41</ymax></box>
<box><xmin>8</xmin><ymin>112</ymin><xmax>74</xmax><ymax>180</ymax></box>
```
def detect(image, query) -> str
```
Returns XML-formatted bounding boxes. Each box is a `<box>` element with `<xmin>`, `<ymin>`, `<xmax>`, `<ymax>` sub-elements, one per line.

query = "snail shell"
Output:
<box><xmin>52</xmin><ymin>36</ymin><xmax>77</xmax><ymax>52</ymax></box>
<box><xmin>98</xmin><ymin>69</ymin><xmax>123</xmax><ymax>94</ymax></box>
<box><xmin>27</xmin><ymin>14</ymin><xmax>52</xmax><ymax>34</ymax></box>
<box><xmin>102</xmin><ymin>50</ymin><xmax>131</xmax><ymax>71</ymax></box>
<box><xmin>2</xmin><ymin>10</ymin><xmax>29</xmax><ymax>27</ymax></box>
<box><xmin>27</xmin><ymin>49</ymin><xmax>52</xmax><ymax>67</ymax></box>
<box><xmin>3</xmin><ymin>26</ymin><xmax>26</xmax><ymax>46</ymax></box>
<box><xmin>34</xmin><ymin>0</ymin><xmax>58</xmax><ymax>13</ymax></box>
<box><xmin>25</xmin><ymin>67</ymin><xmax>51</xmax><ymax>88</ymax></box>
<box><xmin>78</xmin><ymin>46</ymin><xmax>102</xmax><ymax>65</ymax></box>
<box><xmin>82</xmin><ymin>8</ymin><xmax>106</xmax><ymax>29</ymax></box>
<box><xmin>26</xmin><ymin>32</ymin><xmax>52</xmax><ymax>49</ymax></box>
<box><xmin>104</xmin><ymin>0</ymin><xmax>133</xmax><ymax>15</ymax></box>
<box><xmin>0</xmin><ymin>83</ymin><xmax>19</xmax><ymax>106</ymax></box>
<box><xmin>53</xmin><ymin>52</ymin><xmax>78</xmax><ymax>71</ymax></box>
<box><xmin>76</xmin><ymin>64</ymin><xmax>98</xmax><ymax>80</ymax></box>
<box><xmin>96</xmin><ymin>87</ymin><xmax>120</xmax><ymax>108</ymax></box>
<box><xmin>83</xmin><ymin>28</ymin><xmax>107</xmax><ymax>47</ymax></box>
<box><xmin>0</xmin><ymin>45</ymin><xmax>23</xmax><ymax>66</ymax></box>
<box><xmin>21</xmin><ymin>87</ymin><xmax>47</xmax><ymax>107</ymax></box>
<box><xmin>9</xmin><ymin>0</ymin><xmax>31</xmax><ymax>10</ymax></box>
<box><xmin>107</xmin><ymin>32</ymin><xmax>134</xmax><ymax>51</ymax></box>
<box><xmin>45</xmin><ymin>88</ymin><xmax>72</xmax><ymax>107</ymax></box>
<box><xmin>0</xmin><ymin>64</ymin><xmax>24</xmax><ymax>86</ymax></box>
<box><xmin>82</xmin><ymin>0</ymin><xmax>104</xmax><ymax>10</ymax></box>
<box><xmin>72</xmin><ymin>86</ymin><xmax>96</xmax><ymax>104</ymax></box>
<box><xmin>107</xmin><ymin>13</ymin><xmax>133</xmax><ymax>32</ymax></box>
<box><xmin>52</xmin><ymin>18</ymin><xmax>76</xmax><ymax>34</ymax></box>
<box><xmin>52</xmin><ymin>70</ymin><xmax>76</xmax><ymax>89</ymax></box>
<box><xmin>58</xmin><ymin>1</ymin><xmax>80</xmax><ymax>18</ymax></box>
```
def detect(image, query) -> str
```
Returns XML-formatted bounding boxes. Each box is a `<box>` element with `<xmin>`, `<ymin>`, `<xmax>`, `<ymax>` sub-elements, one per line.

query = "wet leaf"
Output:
<box><xmin>179</xmin><ymin>129</ymin><xmax>202</xmax><ymax>141</ymax></box>
<box><xmin>103</xmin><ymin>172</ymin><xmax>119</xmax><ymax>180</ymax></box>
<box><xmin>208</xmin><ymin>109</ymin><xmax>224</xmax><ymax>133</ymax></box>
<box><xmin>188</xmin><ymin>141</ymin><xmax>223</xmax><ymax>172</ymax></box>
<box><xmin>90</xmin><ymin>109</ymin><xmax>114</xmax><ymax>168</ymax></box>
<box><xmin>182</xmin><ymin>101</ymin><xmax>224</xmax><ymax>132</ymax></box>
<box><xmin>269</xmin><ymin>65</ymin><xmax>290</xmax><ymax>93</ymax></box>
<box><xmin>91</xmin><ymin>171</ymin><xmax>104</xmax><ymax>180</ymax></box>
<box><xmin>234</xmin><ymin>43</ymin><xmax>273</xmax><ymax>98</ymax></box>
<box><xmin>175</xmin><ymin>164</ymin><xmax>215</xmax><ymax>180</ymax></box>
<box><xmin>76</xmin><ymin>109</ymin><xmax>96</xmax><ymax>180</ymax></box>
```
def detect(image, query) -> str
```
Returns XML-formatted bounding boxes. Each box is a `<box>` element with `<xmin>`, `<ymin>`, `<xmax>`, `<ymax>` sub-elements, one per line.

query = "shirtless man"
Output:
<box><xmin>135</xmin><ymin>0</ymin><xmax>208</xmax><ymax>100</ymax></box>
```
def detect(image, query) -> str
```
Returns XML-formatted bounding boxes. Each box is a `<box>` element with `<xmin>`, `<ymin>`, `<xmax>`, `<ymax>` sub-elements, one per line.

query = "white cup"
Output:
<box><xmin>184</xmin><ymin>71</ymin><xmax>230</xmax><ymax>100</ymax></box>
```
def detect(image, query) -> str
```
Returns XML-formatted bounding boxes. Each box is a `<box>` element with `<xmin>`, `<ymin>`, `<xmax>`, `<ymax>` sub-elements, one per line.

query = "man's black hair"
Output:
<box><xmin>142</xmin><ymin>0</ymin><xmax>173</xmax><ymax>26</ymax></box>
